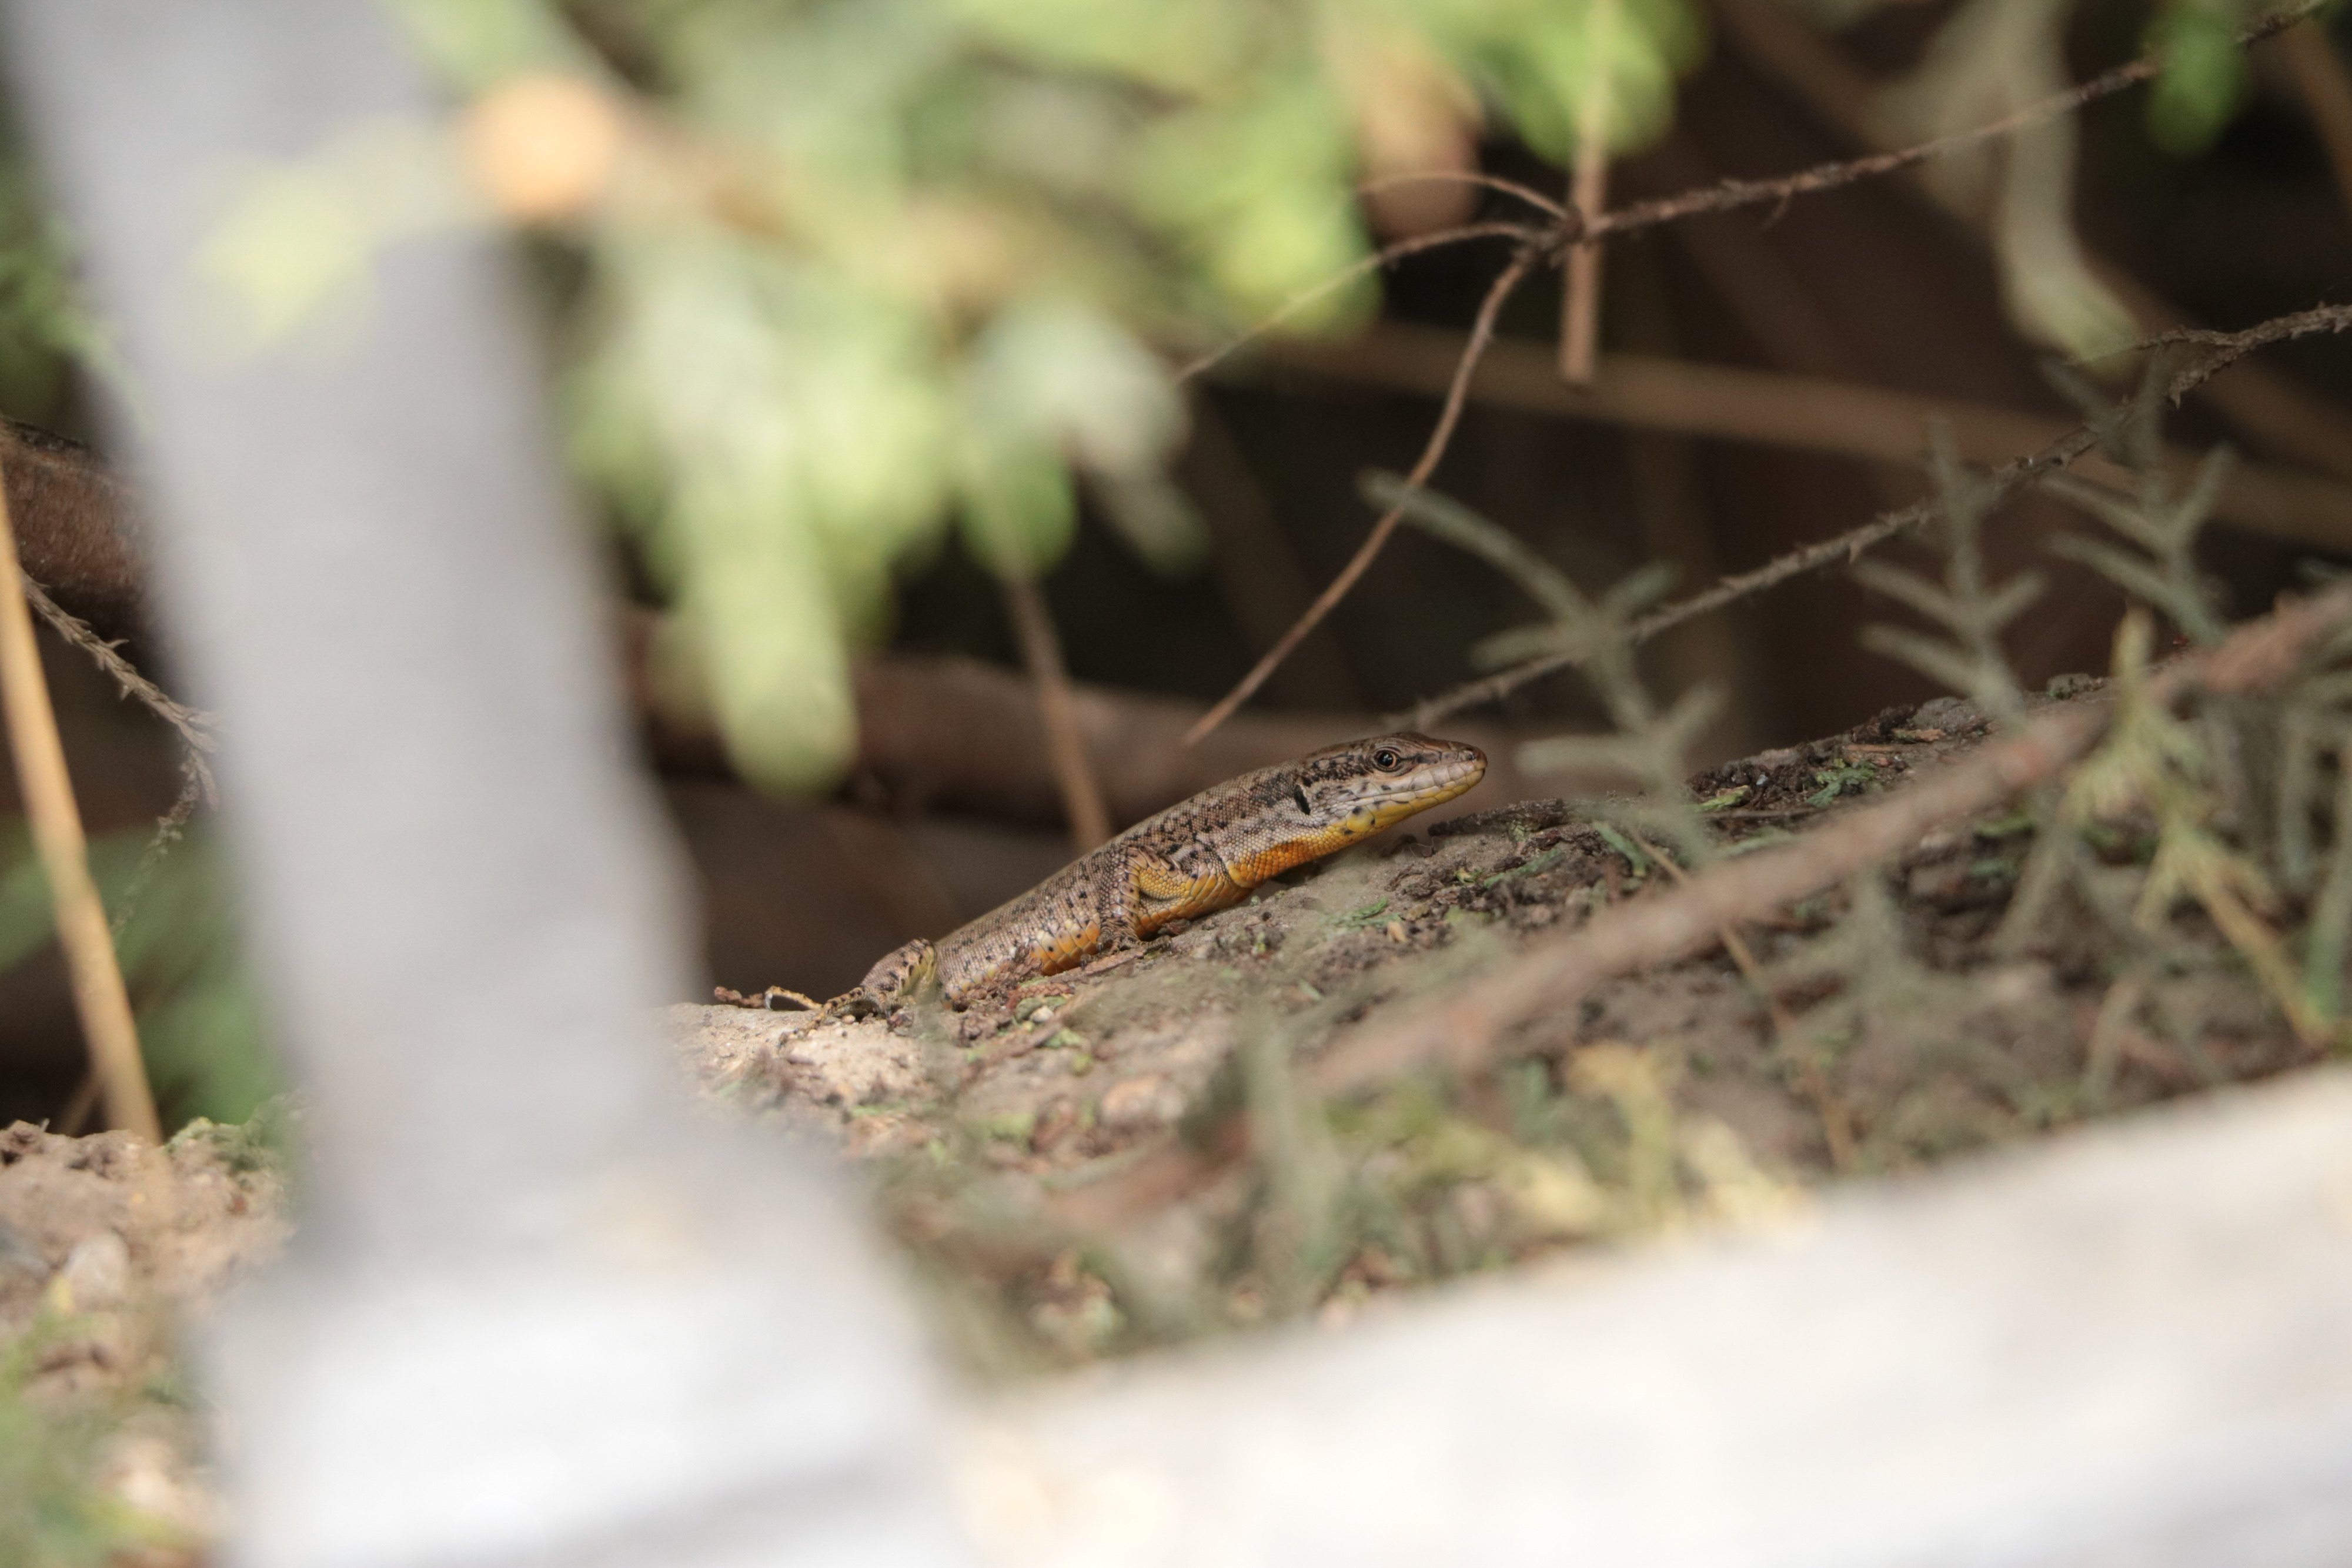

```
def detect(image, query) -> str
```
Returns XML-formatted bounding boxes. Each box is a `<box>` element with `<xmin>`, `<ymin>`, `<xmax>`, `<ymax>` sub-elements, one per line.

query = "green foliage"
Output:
<box><xmin>1368</xmin><ymin>472</ymin><xmax>1720</xmax><ymax>861</ymax></box>
<box><xmin>2145</xmin><ymin>0</ymin><xmax>2254</xmax><ymax>156</ymax></box>
<box><xmin>1854</xmin><ymin>423</ymin><xmax>2040</xmax><ymax>728</ymax></box>
<box><xmin>415</xmin><ymin>0</ymin><xmax>1708</xmax><ymax>791</ymax></box>
<box><xmin>0</xmin><ymin>824</ymin><xmax>277</xmax><ymax>1129</ymax></box>
<box><xmin>0</xmin><ymin>1315</ymin><xmax>175</xmax><ymax>1568</ymax></box>
<box><xmin>0</xmin><ymin>148</ymin><xmax>111</xmax><ymax>423</ymax></box>
<box><xmin>1805</xmin><ymin>758</ymin><xmax>1880</xmax><ymax>807</ymax></box>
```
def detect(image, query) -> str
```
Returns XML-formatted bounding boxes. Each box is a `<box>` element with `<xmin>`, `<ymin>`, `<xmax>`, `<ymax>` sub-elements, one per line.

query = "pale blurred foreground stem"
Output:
<box><xmin>0</xmin><ymin>471</ymin><xmax>158</xmax><ymax>1142</ymax></box>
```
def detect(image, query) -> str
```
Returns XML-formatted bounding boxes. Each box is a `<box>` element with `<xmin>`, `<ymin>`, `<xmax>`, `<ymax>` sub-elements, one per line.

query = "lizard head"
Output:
<box><xmin>1291</xmin><ymin>731</ymin><xmax>1487</xmax><ymax>836</ymax></box>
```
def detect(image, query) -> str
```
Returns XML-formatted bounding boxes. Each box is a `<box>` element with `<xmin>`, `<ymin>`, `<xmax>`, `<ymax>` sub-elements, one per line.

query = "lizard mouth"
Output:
<box><xmin>1357</xmin><ymin>743</ymin><xmax>1487</xmax><ymax>825</ymax></box>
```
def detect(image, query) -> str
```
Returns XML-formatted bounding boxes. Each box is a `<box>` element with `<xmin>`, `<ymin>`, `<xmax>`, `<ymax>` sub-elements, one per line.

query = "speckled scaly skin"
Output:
<box><xmin>856</xmin><ymin>733</ymin><xmax>1486</xmax><ymax>1009</ymax></box>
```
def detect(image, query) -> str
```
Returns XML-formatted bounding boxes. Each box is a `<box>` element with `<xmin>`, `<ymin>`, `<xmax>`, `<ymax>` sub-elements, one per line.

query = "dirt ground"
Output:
<box><xmin>0</xmin><ymin>677</ymin><xmax>2317</xmax><ymax>1557</ymax></box>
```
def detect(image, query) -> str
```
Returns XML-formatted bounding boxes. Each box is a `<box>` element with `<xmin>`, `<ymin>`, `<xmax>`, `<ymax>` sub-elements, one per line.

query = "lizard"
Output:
<box><xmin>851</xmin><ymin>732</ymin><xmax>1488</xmax><ymax>1011</ymax></box>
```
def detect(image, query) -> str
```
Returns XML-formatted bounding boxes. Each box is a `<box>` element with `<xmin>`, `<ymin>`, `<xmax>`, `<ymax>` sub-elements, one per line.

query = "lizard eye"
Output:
<box><xmin>1372</xmin><ymin>747</ymin><xmax>1402</xmax><ymax>771</ymax></box>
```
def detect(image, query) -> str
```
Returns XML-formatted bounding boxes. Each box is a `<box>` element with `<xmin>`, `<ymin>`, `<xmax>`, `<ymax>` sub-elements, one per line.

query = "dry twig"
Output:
<box><xmin>1705</xmin><ymin>0</ymin><xmax>2352</xmax><ymax>483</ymax></box>
<box><xmin>17</xmin><ymin>570</ymin><xmax>217</xmax><ymax>932</ymax></box>
<box><xmin>1001</xmin><ymin>574</ymin><xmax>1113</xmax><ymax>852</ymax></box>
<box><xmin>1182</xmin><ymin>242</ymin><xmax>1547</xmax><ymax>746</ymax></box>
<box><xmin>1559</xmin><ymin>24</ymin><xmax>1616</xmax><ymax>386</ymax></box>
<box><xmin>0</xmin><ymin>483</ymin><xmax>158</xmax><ymax>1141</ymax></box>
<box><xmin>1588</xmin><ymin>3</ymin><xmax>2320</xmax><ymax>242</ymax></box>
<box><xmin>19</xmin><ymin>570</ymin><xmax>215</xmax><ymax>790</ymax></box>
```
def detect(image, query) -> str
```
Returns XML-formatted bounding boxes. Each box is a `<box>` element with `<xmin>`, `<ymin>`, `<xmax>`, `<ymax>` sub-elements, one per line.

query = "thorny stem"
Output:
<box><xmin>1405</xmin><ymin>302</ymin><xmax>2352</xmax><ymax>729</ymax></box>
<box><xmin>1586</xmin><ymin>2</ymin><xmax>2321</xmax><ymax>242</ymax></box>
<box><xmin>1175</xmin><ymin>6</ymin><xmax>2330</xmax><ymax>743</ymax></box>
<box><xmin>18</xmin><ymin>571</ymin><xmax>215</xmax><ymax>780</ymax></box>
<box><xmin>18</xmin><ymin>569</ymin><xmax>218</xmax><ymax>927</ymax></box>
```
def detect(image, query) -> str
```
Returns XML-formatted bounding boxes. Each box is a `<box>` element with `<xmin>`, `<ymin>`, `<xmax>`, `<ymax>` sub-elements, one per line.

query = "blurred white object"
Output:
<box><xmin>965</xmin><ymin>1068</ymin><xmax>2352</xmax><ymax>1567</ymax></box>
<box><xmin>0</xmin><ymin>4</ymin><xmax>967</xmax><ymax>1564</ymax></box>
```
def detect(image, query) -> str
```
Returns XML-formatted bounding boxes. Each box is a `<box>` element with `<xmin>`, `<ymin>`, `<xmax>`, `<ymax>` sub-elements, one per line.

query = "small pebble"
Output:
<box><xmin>1098</xmin><ymin>1073</ymin><xmax>1186</xmax><ymax>1129</ymax></box>
<box><xmin>56</xmin><ymin>1230</ymin><xmax>131</xmax><ymax>1311</ymax></box>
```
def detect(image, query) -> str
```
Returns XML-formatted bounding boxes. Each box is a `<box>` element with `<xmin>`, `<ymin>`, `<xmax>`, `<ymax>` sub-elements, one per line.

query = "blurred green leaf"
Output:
<box><xmin>385</xmin><ymin>0</ymin><xmax>581</xmax><ymax>88</ymax></box>
<box><xmin>2146</xmin><ymin>1</ymin><xmax>2250</xmax><ymax>156</ymax></box>
<box><xmin>1</xmin><ymin>823</ymin><xmax>278</xmax><ymax>1129</ymax></box>
<box><xmin>196</xmin><ymin>118</ymin><xmax>466</xmax><ymax>347</ymax></box>
<box><xmin>957</xmin><ymin>422</ymin><xmax>1076</xmax><ymax>581</ymax></box>
<box><xmin>348</xmin><ymin>0</ymin><xmax>1731</xmax><ymax>794</ymax></box>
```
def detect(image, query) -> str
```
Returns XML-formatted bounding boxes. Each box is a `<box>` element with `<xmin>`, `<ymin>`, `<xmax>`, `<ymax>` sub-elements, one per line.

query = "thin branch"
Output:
<box><xmin>108</xmin><ymin>769</ymin><xmax>201</xmax><ymax>940</ymax></box>
<box><xmin>19</xmin><ymin>569</ymin><xmax>216</xmax><ymax>798</ymax></box>
<box><xmin>1402</xmin><ymin>301</ymin><xmax>2352</xmax><ymax>728</ymax></box>
<box><xmin>0</xmin><ymin>476</ymin><xmax>159</xmax><ymax>1142</ymax></box>
<box><xmin>1409</xmin><ymin>434</ymin><xmax>2094</xmax><ymax>727</ymax></box>
<box><xmin>1176</xmin><ymin>8</ymin><xmax>2321</xmax><ymax>746</ymax></box>
<box><xmin>1182</xmin><ymin>242</ymin><xmax>1546</xmax><ymax>747</ymax></box>
<box><xmin>2119</xmin><ymin>302</ymin><xmax>2352</xmax><ymax>364</ymax></box>
<box><xmin>1315</xmin><ymin>579</ymin><xmax>2352</xmax><ymax>1098</ymax></box>
<box><xmin>1173</xmin><ymin>220</ymin><xmax>1548</xmax><ymax>385</ymax></box>
<box><xmin>1177</xmin><ymin>6</ymin><xmax>2326</xmax><ymax>746</ymax></box>
<box><xmin>1001</xmin><ymin>574</ymin><xmax>1113</xmax><ymax>852</ymax></box>
<box><xmin>18</xmin><ymin>569</ymin><xmax>219</xmax><ymax>927</ymax></box>
<box><xmin>1355</xmin><ymin>171</ymin><xmax>1570</xmax><ymax>220</ymax></box>
<box><xmin>1707</xmin><ymin>0</ymin><xmax>2352</xmax><ymax>486</ymax></box>
<box><xmin>1588</xmin><ymin>2</ymin><xmax>2322</xmax><ymax>244</ymax></box>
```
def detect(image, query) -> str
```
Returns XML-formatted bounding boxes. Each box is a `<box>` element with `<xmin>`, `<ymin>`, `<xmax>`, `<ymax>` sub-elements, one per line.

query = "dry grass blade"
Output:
<box><xmin>0</xmin><ymin>483</ymin><xmax>159</xmax><ymax>1142</ymax></box>
<box><xmin>1001</xmin><ymin>574</ymin><xmax>1112</xmax><ymax>852</ymax></box>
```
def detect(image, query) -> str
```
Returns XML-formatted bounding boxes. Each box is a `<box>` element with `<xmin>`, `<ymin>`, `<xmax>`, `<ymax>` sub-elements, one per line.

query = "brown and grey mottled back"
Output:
<box><xmin>854</xmin><ymin>733</ymin><xmax>1486</xmax><ymax>1007</ymax></box>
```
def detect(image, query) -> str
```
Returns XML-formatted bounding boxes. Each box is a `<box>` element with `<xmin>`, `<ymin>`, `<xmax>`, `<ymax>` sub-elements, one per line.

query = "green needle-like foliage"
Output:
<box><xmin>1853</xmin><ymin>422</ymin><xmax>2040</xmax><ymax>728</ymax></box>
<box><xmin>1368</xmin><ymin>472</ymin><xmax>1718</xmax><ymax>863</ymax></box>
<box><xmin>2041</xmin><ymin>353</ymin><xmax>2232</xmax><ymax>647</ymax></box>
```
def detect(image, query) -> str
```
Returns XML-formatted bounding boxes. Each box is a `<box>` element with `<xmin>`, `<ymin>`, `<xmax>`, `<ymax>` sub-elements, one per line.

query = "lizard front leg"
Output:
<box><xmin>1119</xmin><ymin>842</ymin><xmax>1242</xmax><ymax>939</ymax></box>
